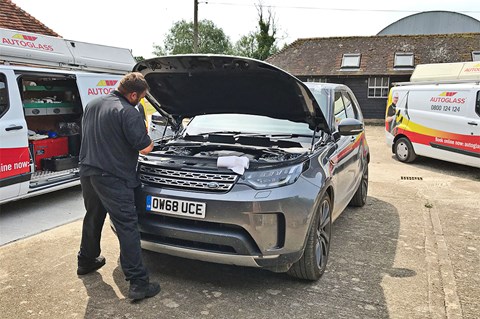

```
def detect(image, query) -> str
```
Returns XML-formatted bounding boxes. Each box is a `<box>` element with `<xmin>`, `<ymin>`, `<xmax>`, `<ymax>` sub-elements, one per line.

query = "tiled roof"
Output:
<box><xmin>267</xmin><ymin>33</ymin><xmax>480</xmax><ymax>76</ymax></box>
<box><xmin>0</xmin><ymin>0</ymin><xmax>60</xmax><ymax>37</ymax></box>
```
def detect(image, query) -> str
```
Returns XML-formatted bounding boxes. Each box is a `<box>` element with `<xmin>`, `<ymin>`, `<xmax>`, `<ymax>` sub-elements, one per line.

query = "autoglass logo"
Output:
<box><xmin>1</xmin><ymin>33</ymin><xmax>54</xmax><ymax>51</ymax></box>
<box><xmin>96</xmin><ymin>80</ymin><xmax>118</xmax><ymax>87</ymax></box>
<box><xmin>13</xmin><ymin>34</ymin><xmax>37</xmax><ymax>41</ymax></box>
<box><xmin>439</xmin><ymin>92</ymin><xmax>458</xmax><ymax>97</ymax></box>
<box><xmin>464</xmin><ymin>63</ymin><xmax>480</xmax><ymax>73</ymax></box>
<box><xmin>430</xmin><ymin>92</ymin><xmax>465</xmax><ymax>104</ymax></box>
<box><xmin>87</xmin><ymin>80</ymin><xmax>118</xmax><ymax>95</ymax></box>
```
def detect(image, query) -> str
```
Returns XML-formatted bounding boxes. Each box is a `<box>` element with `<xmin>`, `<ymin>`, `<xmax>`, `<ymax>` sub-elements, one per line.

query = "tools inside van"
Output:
<box><xmin>21</xmin><ymin>74</ymin><xmax>82</xmax><ymax>174</ymax></box>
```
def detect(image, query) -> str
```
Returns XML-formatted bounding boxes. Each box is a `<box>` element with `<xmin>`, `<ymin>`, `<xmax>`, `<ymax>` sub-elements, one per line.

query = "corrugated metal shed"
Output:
<box><xmin>378</xmin><ymin>11</ymin><xmax>480</xmax><ymax>35</ymax></box>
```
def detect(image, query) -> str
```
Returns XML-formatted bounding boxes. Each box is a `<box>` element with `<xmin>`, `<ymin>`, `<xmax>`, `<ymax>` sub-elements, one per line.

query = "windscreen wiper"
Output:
<box><xmin>235</xmin><ymin>133</ymin><xmax>320</xmax><ymax>139</ymax></box>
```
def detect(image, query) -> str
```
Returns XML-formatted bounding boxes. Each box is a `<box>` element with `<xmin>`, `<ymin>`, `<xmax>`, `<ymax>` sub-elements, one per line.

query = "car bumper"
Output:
<box><xmin>135</xmin><ymin>177</ymin><xmax>321</xmax><ymax>268</ymax></box>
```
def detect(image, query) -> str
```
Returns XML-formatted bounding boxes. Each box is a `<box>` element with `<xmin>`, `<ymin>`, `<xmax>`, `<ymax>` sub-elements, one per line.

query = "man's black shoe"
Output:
<box><xmin>128</xmin><ymin>280</ymin><xmax>161</xmax><ymax>300</ymax></box>
<box><xmin>77</xmin><ymin>256</ymin><xmax>106</xmax><ymax>275</ymax></box>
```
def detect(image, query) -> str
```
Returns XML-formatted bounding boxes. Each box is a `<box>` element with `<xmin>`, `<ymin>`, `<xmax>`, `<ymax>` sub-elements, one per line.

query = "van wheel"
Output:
<box><xmin>288</xmin><ymin>193</ymin><xmax>331</xmax><ymax>281</ymax></box>
<box><xmin>394</xmin><ymin>137</ymin><xmax>417</xmax><ymax>163</ymax></box>
<box><xmin>349</xmin><ymin>164</ymin><xmax>368</xmax><ymax>207</ymax></box>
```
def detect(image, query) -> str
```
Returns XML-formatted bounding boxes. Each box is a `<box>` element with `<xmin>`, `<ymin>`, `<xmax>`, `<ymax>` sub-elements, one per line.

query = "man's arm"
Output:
<box><xmin>139</xmin><ymin>140</ymin><xmax>154</xmax><ymax>155</ymax></box>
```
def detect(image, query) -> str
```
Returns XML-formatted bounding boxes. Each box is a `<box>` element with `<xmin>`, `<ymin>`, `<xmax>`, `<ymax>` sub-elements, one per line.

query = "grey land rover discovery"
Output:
<box><xmin>132</xmin><ymin>55</ymin><xmax>369</xmax><ymax>280</ymax></box>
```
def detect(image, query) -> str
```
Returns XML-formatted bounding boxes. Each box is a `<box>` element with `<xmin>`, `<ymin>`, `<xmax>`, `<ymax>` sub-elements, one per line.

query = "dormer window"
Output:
<box><xmin>341</xmin><ymin>54</ymin><xmax>361</xmax><ymax>69</ymax></box>
<box><xmin>473</xmin><ymin>51</ymin><xmax>480</xmax><ymax>61</ymax></box>
<box><xmin>394</xmin><ymin>52</ymin><xmax>414</xmax><ymax>68</ymax></box>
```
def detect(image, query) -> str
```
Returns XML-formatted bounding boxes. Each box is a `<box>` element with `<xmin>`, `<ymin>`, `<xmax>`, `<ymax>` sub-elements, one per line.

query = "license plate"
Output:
<box><xmin>146</xmin><ymin>195</ymin><xmax>206</xmax><ymax>219</ymax></box>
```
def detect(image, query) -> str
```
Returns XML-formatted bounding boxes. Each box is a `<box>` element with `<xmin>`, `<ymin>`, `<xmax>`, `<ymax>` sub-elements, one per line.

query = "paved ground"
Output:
<box><xmin>0</xmin><ymin>125</ymin><xmax>479</xmax><ymax>319</ymax></box>
<box><xmin>0</xmin><ymin>185</ymin><xmax>84</xmax><ymax>245</ymax></box>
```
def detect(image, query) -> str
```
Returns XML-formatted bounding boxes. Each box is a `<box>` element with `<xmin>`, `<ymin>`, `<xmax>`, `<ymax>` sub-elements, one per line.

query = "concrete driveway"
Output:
<box><xmin>0</xmin><ymin>125</ymin><xmax>478</xmax><ymax>319</ymax></box>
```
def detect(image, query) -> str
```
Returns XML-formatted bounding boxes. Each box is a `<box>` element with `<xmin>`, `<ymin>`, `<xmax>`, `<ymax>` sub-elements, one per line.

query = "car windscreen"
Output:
<box><xmin>183</xmin><ymin>114</ymin><xmax>315</xmax><ymax>136</ymax></box>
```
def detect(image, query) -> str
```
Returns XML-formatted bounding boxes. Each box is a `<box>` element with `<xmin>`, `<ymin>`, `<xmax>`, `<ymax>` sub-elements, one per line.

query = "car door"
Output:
<box><xmin>330</xmin><ymin>90</ymin><xmax>352</xmax><ymax>212</ymax></box>
<box><xmin>341</xmin><ymin>90</ymin><xmax>364</xmax><ymax>195</ymax></box>
<box><xmin>0</xmin><ymin>70</ymin><xmax>30</xmax><ymax>203</ymax></box>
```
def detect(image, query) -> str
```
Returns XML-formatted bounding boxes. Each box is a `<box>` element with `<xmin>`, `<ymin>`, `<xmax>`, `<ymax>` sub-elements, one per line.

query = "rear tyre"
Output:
<box><xmin>394</xmin><ymin>137</ymin><xmax>417</xmax><ymax>163</ymax></box>
<box><xmin>288</xmin><ymin>193</ymin><xmax>332</xmax><ymax>281</ymax></box>
<box><xmin>349</xmin><ymin>164</ymin><xmax>368</xmax><ymax>207</ymax></box>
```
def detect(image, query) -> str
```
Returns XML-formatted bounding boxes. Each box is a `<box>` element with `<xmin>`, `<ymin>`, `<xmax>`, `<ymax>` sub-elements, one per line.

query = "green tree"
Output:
<box><xmin>254</xmin><ymin>5</ymin><xmax>278</xmax><ymax>60</ymax></box>
<box><xmin>153</xmin><ymin>19</ymin><xmax>232</xmax><ymax>55</ymax></box>
<box><xmin>233</xmin><ymin>4</ymin><xmax>279</xmax><ymax>60</ymax></box>
<box><xmin>233</xmin><ymin>32</ymin><xmax>257</xmax><ymax>58</ymax></box>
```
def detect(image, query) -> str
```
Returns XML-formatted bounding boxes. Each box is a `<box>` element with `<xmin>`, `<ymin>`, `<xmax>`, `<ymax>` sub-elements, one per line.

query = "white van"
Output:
<box><xmin>0</xmin><ymin>28</ymin><xmax>136</xmax><ymax>204</ymax></box>
<box><xmin>385</xmin><ymin>62</ymin><xmax>480</xmax><ymax>168</ymax></box>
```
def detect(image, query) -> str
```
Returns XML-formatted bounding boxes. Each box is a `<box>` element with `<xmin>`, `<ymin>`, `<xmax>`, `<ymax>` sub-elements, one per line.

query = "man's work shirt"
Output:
<box><xmin>79</xmin><ymin>91</ymin><xmax>151</xmax><ymax>188</ymax></box>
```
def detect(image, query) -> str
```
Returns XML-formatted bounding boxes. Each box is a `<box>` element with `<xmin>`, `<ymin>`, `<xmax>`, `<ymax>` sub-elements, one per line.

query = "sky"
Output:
<box><xmin>11</xmin><ymin>0</ymin><xmax>480</xmax><ymax>59</ymax></box>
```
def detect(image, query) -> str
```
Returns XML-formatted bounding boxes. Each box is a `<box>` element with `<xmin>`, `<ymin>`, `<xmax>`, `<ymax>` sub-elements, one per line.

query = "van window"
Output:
<box><xmin>476</xmin><ymin>91</ymin><xmax>480</xmax><ymax>117</ymax></box>
<box><xmin>0</xmin><ymin>73</ymin><xmax>8</xmax><ymax>118</ymax></box>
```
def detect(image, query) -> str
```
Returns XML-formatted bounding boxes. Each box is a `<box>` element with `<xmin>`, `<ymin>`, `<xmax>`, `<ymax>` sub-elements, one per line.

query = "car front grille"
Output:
<box><xmin>138</xmin><ymin>164</ymin><xmax>238</xmax><ymax>192</ymax></box>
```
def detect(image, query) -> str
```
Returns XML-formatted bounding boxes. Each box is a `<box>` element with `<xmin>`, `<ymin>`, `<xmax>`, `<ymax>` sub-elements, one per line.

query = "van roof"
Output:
<box><xmin>0</xmin><ymin>27</ymin><xmax>135</xmax><ymax>74</ymax></box>
<box><xmin>410</xmin><ymin>61</ymin><xmax>480</xmax><ymax>83</ymax></box>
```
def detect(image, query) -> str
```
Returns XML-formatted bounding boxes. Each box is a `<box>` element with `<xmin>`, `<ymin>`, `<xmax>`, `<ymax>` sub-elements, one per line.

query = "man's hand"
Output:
<box><xmin>140</xmin><ymin>140</ymin><xmax>154</xmax><ymax>155</ymax></box>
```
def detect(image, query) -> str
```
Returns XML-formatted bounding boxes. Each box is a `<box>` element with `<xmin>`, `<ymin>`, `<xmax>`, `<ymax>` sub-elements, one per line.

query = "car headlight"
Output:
<box><xmin>239</xmin><ymin>163</ymin><xmax>304</xmax><ymax>189</ymax></box>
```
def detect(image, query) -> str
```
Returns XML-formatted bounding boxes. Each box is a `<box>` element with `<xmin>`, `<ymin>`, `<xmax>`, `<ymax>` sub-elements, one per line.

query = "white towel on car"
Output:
<box><xmin>217</xmin><ymin>156</ymin><xmax>250</xmax><ymax>175</ymax></box>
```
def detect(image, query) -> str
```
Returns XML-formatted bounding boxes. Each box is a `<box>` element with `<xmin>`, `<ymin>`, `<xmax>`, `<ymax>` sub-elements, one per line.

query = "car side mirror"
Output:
<box><xmin>338</xmin><ymin>118</ymin><xmax>364</xmax><ymax>136</ymax></box>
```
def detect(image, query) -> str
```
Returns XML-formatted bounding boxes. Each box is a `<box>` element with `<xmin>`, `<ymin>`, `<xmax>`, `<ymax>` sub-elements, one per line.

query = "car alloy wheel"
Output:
<box><xmin>349</xmin><ymin>164</ymin><xmax>368</xmax><ymax>207</ymax></box>
<box><xmin>315</xmin><ymin>198</ymin><xmax>332</xmax><ymax>270</ymax></box>
<box><xmin>288</xmin><ymin>193</ymin><xmax>332</xmax><ymax>281</ymax></box>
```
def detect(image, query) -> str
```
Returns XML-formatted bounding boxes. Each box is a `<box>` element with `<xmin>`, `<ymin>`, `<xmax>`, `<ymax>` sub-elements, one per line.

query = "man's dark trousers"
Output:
<box><xmin>79</xmin><ymin>175</ymin><xmax>148</xmax><ymax>282</ymax></box>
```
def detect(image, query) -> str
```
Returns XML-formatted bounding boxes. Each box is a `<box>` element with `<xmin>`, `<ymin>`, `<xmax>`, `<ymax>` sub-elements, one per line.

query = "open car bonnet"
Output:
<box><xmin>133</xmin><ymin>55</ymin><xmax>328</xmax><ymax>131</ymax></box>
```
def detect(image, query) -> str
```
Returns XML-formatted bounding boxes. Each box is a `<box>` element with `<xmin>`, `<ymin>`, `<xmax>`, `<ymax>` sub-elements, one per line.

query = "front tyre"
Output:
<box><xmin>288</xmin><ymin>193</ymin><xmax>332</xmax><ymax>281</ymax></box>
<box><xmin>394</xmin><ymin>137</ymin><xmax>417</xmax><ymax>163</ymax></box>
<box><xmin>349</xmin><ymin>164</ymin><xmax>368</xmax><ymax>207</ymax></box>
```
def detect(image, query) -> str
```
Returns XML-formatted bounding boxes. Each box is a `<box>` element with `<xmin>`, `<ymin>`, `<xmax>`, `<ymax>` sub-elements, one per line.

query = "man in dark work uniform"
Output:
<box><xmin>77</xmin><ymin>72</ymin><xmax>160</xmax><ymax>301</ymax></box>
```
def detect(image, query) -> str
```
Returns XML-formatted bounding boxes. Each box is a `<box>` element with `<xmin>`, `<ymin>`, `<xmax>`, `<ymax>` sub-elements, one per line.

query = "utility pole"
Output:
<box><xmin>193</xmin><ymin>0</ymin><xmax>198</xmax><ymax>53</ymax></box>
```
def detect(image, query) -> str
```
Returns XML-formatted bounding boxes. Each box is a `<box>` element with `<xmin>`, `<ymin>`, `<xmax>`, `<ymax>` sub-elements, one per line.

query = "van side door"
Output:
<box><xmin>74</xmin><ymin>73</ymin><xmax>123</xmax><ymax>107</ymax></box>
<box><xmin>0</xmin><ymin>70</ymin><xmax>30</xmax><ymax>203</ymax></box>
<box><xmin>465</xmin><ymin>90</ymin><xmax>480</xmax><ymax>164</ymax></box>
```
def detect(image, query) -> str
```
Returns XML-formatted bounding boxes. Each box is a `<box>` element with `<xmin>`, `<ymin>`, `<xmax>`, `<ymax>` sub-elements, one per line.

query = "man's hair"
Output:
<box><xmin>117</xmin><ymin>72</ymin><xmax>150</xmax><ymax>94</ymax></box>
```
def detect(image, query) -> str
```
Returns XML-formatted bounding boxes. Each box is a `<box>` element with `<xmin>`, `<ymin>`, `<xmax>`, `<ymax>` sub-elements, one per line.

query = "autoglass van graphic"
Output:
<box><xmin>87</xmin><ymin>80</ymin><xmax>118</xmax><ymax>96</ymax></box>
<box><xmin>2</xmin><ymin>33</ymin><xmax>54</xmax><ymax>51</ymax></box>
<box><xmin>385</xmin><ymin>85</ymin><xmax>480</xmax><ymax>167</ymax></box>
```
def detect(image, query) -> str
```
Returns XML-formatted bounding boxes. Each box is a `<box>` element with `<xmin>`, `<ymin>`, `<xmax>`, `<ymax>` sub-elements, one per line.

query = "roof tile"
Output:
<box><xmin>0</xmin><ymin>0</ymin><xmax>60</xmax><ymax>37</ymax></box>
<box><xmin>267</xmin><ymin>33</ymin><xmax>480</xmax><ymax>76</ymax></box>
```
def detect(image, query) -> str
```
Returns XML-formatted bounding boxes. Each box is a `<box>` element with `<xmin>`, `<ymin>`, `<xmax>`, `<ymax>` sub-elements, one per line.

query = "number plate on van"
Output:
<box><xmin>146</xmin><ymin>195</ymin><xmax>206</xmax><ymax>219</ymax></box>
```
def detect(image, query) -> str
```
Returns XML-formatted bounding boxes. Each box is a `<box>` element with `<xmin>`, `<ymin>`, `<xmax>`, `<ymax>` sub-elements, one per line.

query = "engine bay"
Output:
<box><xmin>149</xmin><ymin>141</ymin><xmax>308</xmax><ymax>164</ymax></box>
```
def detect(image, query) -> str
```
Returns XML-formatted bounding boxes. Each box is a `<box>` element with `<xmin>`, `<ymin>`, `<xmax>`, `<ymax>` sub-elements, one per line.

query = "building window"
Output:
<box><xmin>306</xmin><ymin>77</ymin><xmax>327</xmax><ymax>83</ymax></box>
<box><xmin>341</xmin><ymin>54</ymin><xmax>361</xmax><ymax>69</ymax></box>
<box><xmin>368</xmin><ymin>77</ymin><xmax>389</xmax><ymax>98</ymax></box>
<box><xmin>394</xmin><ymin>52</ymin><xmax>414</xmax><ymax>68</ymax></box>
<box><xmin>472</xmin><ymin>51</ymin><xmax>480</xmax><ymax>61</ymax></box>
